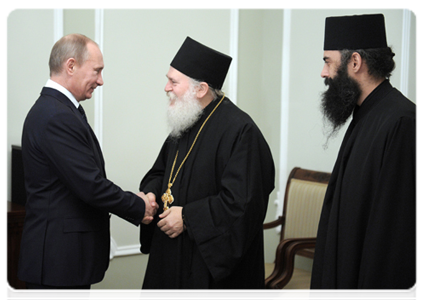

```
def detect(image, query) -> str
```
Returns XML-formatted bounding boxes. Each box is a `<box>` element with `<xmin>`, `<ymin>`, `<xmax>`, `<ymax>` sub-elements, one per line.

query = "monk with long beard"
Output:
<box><xmin>139</xmin><ymin>37</ymin><xmax>275</xmax><ymax>289</ymax></box>
<box><xmin>311</xmin><ymin>14</ymin><xmax>416</xmax><ymax>289</ymax></box>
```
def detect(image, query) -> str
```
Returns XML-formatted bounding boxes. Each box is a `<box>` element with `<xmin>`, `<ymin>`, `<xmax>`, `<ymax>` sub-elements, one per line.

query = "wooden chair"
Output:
<box><xmin>264</xmin><ymin>167</ymin><xmax>331</xmax><ymax>289</ymax></box>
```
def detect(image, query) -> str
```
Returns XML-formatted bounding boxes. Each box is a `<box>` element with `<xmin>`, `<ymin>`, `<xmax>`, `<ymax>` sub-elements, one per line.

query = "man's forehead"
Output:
<box><xmin>167</xmin><ymin>66</ymin><xmax>189</xmax><ymax>80</ymax></box>
<box><xmin>85</xmin><ymin>43</ymin><xmax>104</xmax><ymax>66</ymax></box>
<box><xmin>323</xmin><ymin>50</ymin><xmax>341</xmax><ymax>61</ymax></box>
<box><xmin>84</xmin><ymin>57</ymin><xmax>104</xmax><ymax>69</ymax></box>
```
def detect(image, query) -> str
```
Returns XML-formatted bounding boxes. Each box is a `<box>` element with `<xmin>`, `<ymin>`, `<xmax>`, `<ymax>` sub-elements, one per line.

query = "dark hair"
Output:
<box><xmin>340</xmin><ymin>47</ymin><xmax>396</xmax><ymax>80</ymax></box>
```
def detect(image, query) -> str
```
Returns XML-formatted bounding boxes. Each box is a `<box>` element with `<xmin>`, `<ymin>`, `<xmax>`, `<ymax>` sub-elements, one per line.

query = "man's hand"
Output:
<box><xmin>137</xmin><ymin>192</ymin><xmax>158</xmax><ymax>224</ymax></box>
<box><xmin>157</xmin><ymin>206</ymin><xmax>184</xmax><ymax>238</ymax></box>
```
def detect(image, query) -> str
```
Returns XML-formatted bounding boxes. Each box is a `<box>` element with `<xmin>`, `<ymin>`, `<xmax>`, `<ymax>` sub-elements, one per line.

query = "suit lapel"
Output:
<box><xmin>87</xmin><ymin>125</ymin><xmax>106</xmax><ymax>177</ymax></box>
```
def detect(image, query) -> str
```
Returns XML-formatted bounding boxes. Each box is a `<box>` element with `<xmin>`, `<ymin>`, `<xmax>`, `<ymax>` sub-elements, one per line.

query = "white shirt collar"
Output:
<box><xmin>45</xmin><ymin>79</ymin><xmax>79</xmax><ymax>108</ymax></box>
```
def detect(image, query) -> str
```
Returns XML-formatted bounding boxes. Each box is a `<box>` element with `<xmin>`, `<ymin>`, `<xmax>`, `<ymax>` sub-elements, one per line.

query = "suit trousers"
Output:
<box><xmin>26</xmin><ymin>282</ymin><xmax>91</xmax><ymax>300</ymax></box>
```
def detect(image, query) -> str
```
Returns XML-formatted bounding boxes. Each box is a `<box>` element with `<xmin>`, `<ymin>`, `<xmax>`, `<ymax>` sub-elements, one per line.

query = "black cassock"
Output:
<box><xmin>311</xmin><ymin>80</ymin><xmax>416</xmax><ymax>289</ymax></box>
<box><xmin>139</xmin><ymin>97</ymin><xmax>275</xmax><ymax>289</ymax></box>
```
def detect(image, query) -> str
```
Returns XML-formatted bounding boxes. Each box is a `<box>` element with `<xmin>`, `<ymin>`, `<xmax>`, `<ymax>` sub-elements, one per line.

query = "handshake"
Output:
<box><xmin>136</xmin><ymin>192</ymin><xmax>184</xmax><ymax>239</ymax></box>
<box><xmin>137</xmin><ymin>192</ymin><xmax>158</xmax><ymax>224</ymax></box>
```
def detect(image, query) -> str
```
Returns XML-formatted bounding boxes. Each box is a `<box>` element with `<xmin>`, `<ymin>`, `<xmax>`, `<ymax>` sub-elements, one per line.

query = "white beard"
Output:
<box><xmin>167</xmin><ymin>86</ymin><xmax>203</xmax><ymax>139</ymax></box>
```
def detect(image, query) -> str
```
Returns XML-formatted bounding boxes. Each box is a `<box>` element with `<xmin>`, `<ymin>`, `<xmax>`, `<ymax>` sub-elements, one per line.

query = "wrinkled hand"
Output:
<box><xmin>157</xmin><ymin>206</ymin><xmax>184</xmax><ymax>238</ymax></box>
<box><xmin>137</xmin><ymin>192</ymin><xmax>158</xmax><ymax>224</ymax></box>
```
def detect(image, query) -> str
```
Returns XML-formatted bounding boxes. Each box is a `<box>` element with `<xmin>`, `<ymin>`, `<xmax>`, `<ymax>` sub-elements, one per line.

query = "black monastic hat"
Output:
<box><xmin>324</xmin><ymin>14</ymin><xmax>388</xmax><ymax>50</ymax></box>
<box><xmin>170</xmin><ymin>37</ymin><xmax>232</xmax><ymax>90</ymax></box>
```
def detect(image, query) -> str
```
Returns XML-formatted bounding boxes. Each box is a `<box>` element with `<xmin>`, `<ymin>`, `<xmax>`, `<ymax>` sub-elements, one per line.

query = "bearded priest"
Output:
<box><xmin>138</xmin><ymin>36</ymin><xmax>275</xmax><ymax>289</ymax></box>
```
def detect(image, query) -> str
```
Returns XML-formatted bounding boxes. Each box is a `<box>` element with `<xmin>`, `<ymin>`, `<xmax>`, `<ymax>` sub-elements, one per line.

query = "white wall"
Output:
<box><xmin>7</xmin><ymin>9</ymin><xmax>416</xmax><ymax>289</ymax></box>
<box><xmin>237</xmin><ymin>9</ymin><xmax>283</xmax><ymax>263</ymax></box>
<box><xmin>7</xmin><ymin>9</ymin><xmax>54</xmax><ymax>198</ymax></box>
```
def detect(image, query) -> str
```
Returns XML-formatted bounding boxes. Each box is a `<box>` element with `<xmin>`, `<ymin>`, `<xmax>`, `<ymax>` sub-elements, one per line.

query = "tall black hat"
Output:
<box><xmin>170</xmin><ymin>37</ymin><xmax>232</xmax><ymax>90</ymax></box>
<box><xmin>324</xmin><ymin>14</ymin><xmax>388</xmax><ymax>50</ymax></box>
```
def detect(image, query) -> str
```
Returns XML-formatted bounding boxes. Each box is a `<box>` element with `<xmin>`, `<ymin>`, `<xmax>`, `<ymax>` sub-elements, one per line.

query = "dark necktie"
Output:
<box><xmin>78</xmin><ymin>105</ymin><xmax>88</xmax><ymax>123</ymax></box>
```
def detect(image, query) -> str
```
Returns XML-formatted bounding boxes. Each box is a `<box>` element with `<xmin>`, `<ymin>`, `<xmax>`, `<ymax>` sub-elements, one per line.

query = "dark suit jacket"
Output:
<box><xmin>18</xmin><ymin>87</ymin><xmax>145</xmax><ymax>286</ymax></box>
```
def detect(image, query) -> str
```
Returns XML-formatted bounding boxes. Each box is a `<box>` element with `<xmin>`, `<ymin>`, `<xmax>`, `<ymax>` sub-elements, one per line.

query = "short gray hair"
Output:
<box><xmin>189</xmin><ymin>78</ymin><xmax>225</xmax><ymax>100</ymax></box>
<box><xmin>48</xmin><ymin>34</ymin><xmax>94</xmax><ymax>76</ymax></box>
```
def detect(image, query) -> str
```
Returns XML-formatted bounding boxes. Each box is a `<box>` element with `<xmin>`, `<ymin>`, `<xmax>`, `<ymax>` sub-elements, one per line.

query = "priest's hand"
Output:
<box><xmin>157</xmin><ymin>206</ymin><xmax>184</xmax><ymax>238</ymax></box>
<box><xmin>137</xmin><ymin>192</ymin><xmax>158</xmax><ymax>224</ymax></box>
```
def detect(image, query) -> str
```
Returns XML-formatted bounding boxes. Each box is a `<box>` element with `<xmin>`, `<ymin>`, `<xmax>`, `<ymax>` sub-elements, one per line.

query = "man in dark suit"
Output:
<box><xmin>17</xmin><ymin>34</ymin><xmax>157</xmax><ymax>289</ymax></box>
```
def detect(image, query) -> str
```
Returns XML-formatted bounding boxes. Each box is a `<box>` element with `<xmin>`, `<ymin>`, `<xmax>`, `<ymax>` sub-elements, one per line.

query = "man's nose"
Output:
<box><xmin>97</xmin><ymin>73</ymin><xmax>104</xmax><ymax>86</ymax></box>
<box><xmin>321</xmin><ymin>65</ymin><xmax>329</xmax><ymax>78</ymax></box>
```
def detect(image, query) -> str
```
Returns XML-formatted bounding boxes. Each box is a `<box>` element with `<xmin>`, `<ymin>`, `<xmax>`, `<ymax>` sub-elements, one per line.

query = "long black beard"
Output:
<box><xmin>321</xmin><ymin>62</ymin><xmax>362</xmax><ymax>147</ymax></box>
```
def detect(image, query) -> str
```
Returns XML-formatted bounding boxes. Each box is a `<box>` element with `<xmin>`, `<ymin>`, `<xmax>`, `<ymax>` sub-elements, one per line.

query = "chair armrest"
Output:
<box><xmin>263</xmin><ymin>215</ymin><xmax>285</xmax><ymax>230</ymax></box>
<box><xmin>265</xmin><ymin>237</ymin><xmax>316</xmax><ymax>289</ymax></box>
<box><xmin>297</xmin><ymin>247</ymin><xmax>315</xmax><ymax>259</ymax></box>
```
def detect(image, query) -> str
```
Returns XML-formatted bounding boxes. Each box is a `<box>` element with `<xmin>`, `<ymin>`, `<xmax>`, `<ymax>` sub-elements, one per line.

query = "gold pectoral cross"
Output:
<box><xmin>161</xmin><ymin>183</ymin><xmax>174</xmax><ymax>211</ymax></box>
<box><xmin>160</xmin><ymin>95</ymin><xmax>225</xmax><ymax>213</ymax></box>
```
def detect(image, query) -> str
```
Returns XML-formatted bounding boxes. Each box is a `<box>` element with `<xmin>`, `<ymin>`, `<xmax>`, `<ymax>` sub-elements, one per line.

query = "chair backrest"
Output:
<box><xmin>281</xmin><ymin>167</ymin><xmax>331</xmax><ymax>240</ymax></box>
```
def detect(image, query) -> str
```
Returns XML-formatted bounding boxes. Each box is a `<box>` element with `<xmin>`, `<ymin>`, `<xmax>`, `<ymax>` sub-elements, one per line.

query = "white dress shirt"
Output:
<box><xmin>45</xmin><ymin>79</ymin><xmax>79</xmax><ymax>108</ymax></box>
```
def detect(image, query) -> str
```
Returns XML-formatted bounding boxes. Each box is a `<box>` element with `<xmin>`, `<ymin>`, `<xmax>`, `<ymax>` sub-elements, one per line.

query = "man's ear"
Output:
<box><xmin>196</xmin><ymin>82</ymin><xmax>209</xmax><ymax>99</ymax></box>
<box><xmin>350</xmin><ymin>52</ymin><xmax>363</xmax><ymax>74</ymax></box>
<box><xmin>65</xmin><ymin>58</ymin><xmax>77</xmax><ymax>75</ymax></box>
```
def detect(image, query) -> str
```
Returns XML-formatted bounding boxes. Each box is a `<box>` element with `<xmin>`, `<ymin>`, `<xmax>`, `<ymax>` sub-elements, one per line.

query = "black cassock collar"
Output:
<box><xmin>352</xmin><ymin>79</ymin><xmax>392</xmax><ymax>123</ymax></box>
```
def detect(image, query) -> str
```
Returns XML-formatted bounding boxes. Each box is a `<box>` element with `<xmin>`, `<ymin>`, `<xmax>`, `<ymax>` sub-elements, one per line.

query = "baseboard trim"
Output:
<box><xmin>110</xmin><ymin>237</ymin><xmax>142</xmax><ymax>260</ymax></box>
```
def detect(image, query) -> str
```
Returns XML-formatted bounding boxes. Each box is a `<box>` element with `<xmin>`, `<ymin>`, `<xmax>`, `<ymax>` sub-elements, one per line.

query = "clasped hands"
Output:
<box><xmin>137</xmin><ymin>192</ymin><xmax>158</xmax><ymax>224</ymax></box>
<box><xmin>137</xmin><ymin>192</ymin><xmax>184</xmax><ymax>238</ymax></box>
